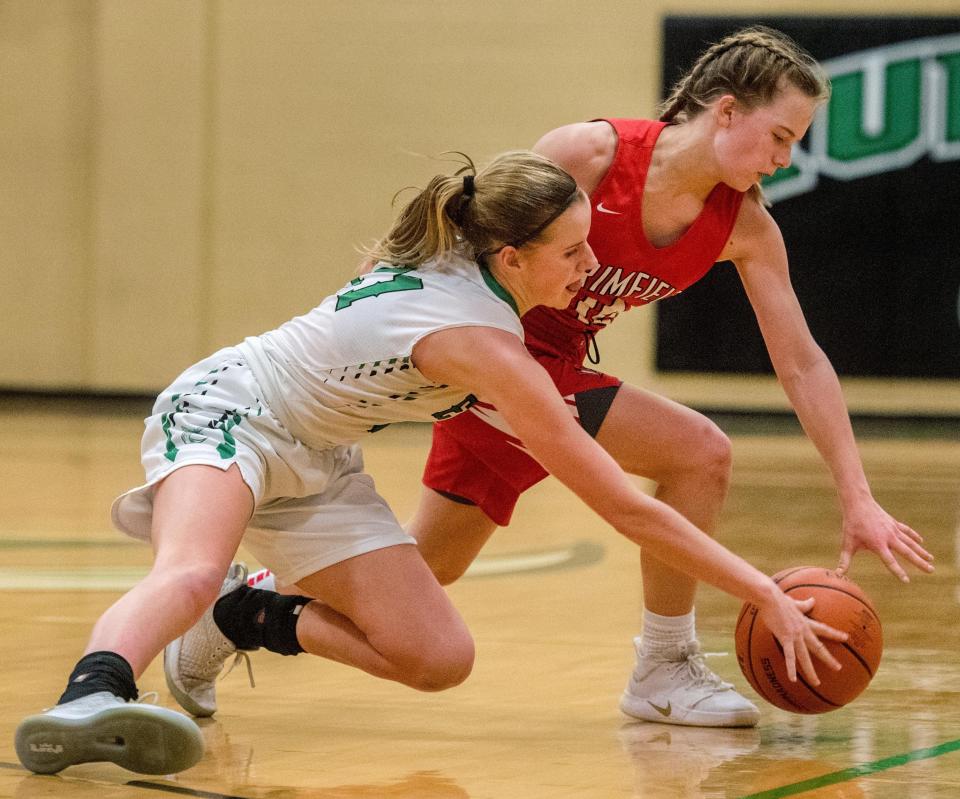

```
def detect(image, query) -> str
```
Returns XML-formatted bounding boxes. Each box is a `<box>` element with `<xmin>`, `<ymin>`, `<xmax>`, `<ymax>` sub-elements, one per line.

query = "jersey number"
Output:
<box><xmin>335</xmin><ymin>269</ymin><xmax>424</xmax><ymax>310</ymax></box>
<box><xmin>432</xmin><ymin>394</ymin><xmax>478</xmax><ymax>421</ymax></box>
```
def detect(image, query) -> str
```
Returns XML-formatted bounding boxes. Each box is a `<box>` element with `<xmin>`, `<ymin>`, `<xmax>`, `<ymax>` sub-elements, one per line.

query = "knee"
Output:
<box><xmin>397</xmin><ymin>632</ymin><xmax>476</xmax><ymax>692</ymax></box>
<box><xmin>658</xmin><ymin>417</ymin><xmax>732</xmax><ymax>491</ymax></box>
<box><xmin>151</xmin><ymin>561</ymin><xmax>226</xmax><ymax>619</ymax></box>
<box><xmin>694</xmin><ymin>420</ymin><xmax>732</xmax><ymax>485</ymax></box>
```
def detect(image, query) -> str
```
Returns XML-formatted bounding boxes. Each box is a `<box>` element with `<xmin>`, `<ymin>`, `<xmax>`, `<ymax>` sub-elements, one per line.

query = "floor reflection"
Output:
<box><xmin>618</xmin><ymin>722</ymin><xmax>760</xmax><ymax>798</ymax></box>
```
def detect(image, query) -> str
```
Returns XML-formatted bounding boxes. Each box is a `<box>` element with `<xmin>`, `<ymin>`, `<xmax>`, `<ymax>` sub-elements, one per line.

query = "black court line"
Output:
<box><xmin>0</xmin><ymin>762</ymin><xmax>248</xmax><ymax>799</ymax></box>
<box><xmin>128</xmin><ymin>780</ymin><xmax>249</xmax><ymax>799</ymax></box>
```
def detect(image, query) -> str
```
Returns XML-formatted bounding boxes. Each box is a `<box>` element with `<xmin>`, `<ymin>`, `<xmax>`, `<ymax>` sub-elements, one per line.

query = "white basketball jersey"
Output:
<box><xmin>237</xmin><ymin>252</ymin><xmax>522</xmax><ymax>449</ymax></box>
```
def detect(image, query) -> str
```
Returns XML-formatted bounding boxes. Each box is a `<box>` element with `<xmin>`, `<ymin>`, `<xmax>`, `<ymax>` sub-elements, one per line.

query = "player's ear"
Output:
<box><xmin>714</xmin><ymin>94</ymin><xmax>738</xmax><ymax>128</ymax></box>
<box><xmin>491</xmin><ymin>245</ymin><xmax>522</xmax><ymax>273</ymax></box>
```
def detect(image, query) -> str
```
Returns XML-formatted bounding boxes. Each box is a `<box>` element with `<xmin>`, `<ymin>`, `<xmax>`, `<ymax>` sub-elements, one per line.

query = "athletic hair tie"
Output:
<box><xmin>449</xmin><ymin>174</ymin><xmax>476</xmax><ymax>228</ymax></box>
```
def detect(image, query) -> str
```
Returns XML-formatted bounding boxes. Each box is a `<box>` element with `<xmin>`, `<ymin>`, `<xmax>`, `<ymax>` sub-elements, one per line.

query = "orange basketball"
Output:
<box><xmin>735</xmin><ymin>566</ymin><xmax>883</xmax><ymax>714</ymax></box>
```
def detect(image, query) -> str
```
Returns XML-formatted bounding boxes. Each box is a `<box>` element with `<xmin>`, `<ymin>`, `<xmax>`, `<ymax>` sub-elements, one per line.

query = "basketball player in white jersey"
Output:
<box><xmin>16</xmin><ymin>151</ymin><xmax>846</xmax><ymax>777</ymax></box>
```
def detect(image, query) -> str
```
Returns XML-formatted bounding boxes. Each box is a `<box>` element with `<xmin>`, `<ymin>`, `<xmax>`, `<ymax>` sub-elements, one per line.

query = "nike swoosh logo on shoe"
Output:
<box><xmin>648</xmin><ymin>700</ymin><xmax>672</xmax><ymax>717</ymax></box>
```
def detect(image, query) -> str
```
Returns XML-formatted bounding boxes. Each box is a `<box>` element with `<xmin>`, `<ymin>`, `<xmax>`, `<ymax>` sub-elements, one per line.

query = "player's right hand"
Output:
<box><xmin>760</xmin><ymin>592</ymin><xmax>848</xmax><ymax>685</ymax></box>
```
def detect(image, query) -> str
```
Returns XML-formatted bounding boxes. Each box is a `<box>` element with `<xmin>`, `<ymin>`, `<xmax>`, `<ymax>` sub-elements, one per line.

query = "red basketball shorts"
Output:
<box><xmin>422</xmin><ymin>350</ymin><xmax>622</xmax><ymax>526</ymax></box>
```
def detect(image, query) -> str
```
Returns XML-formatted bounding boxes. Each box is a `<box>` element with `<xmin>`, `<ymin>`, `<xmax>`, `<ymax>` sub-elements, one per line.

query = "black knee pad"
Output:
<box><xmin>214</xmin><ymin>585</ymin><xmax>310</xmax><ymax>656</ymax></box>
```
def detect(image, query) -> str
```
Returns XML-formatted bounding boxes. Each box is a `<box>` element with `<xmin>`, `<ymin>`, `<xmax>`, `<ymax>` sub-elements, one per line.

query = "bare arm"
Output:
<box><xmin>532</xmin><ymin>121</ymin><xmax>617</xmax><ymax>195</ymax></box>
<box><xmin>414</xmin><ymin>324</ymin><xmax>847</xmax><ymax>683</ymax></box>
<box><xmin>727</xmin><ymin>199</ymin><xmax>934</xmax><ymax>581</ymax></box>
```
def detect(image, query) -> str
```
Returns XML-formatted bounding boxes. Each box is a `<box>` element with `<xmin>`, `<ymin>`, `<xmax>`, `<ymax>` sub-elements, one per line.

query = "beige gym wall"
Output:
<box><xmin>2</xmin><ymin>0</ymin><xmax>957</xmax><ymax>412</ymax></box>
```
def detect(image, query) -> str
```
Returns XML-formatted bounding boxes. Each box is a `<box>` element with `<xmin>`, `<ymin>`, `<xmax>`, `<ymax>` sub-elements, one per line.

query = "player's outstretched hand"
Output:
<box><xmin>835</xmin><ymin>499</ymin><xmax>934</xmax><ymax>582</ymax></box>
<box><xmin>759</xmin><ymin>591</ymin><xmax>848</xmax><ymax>686</ymax></box>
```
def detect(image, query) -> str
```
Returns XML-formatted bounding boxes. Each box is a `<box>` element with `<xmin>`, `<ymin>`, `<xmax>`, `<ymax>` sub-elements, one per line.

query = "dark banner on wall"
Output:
<box><xmin>655</xmin><ymin>17</ymin><xmax>960</xmax><ymax>378</ymax></box>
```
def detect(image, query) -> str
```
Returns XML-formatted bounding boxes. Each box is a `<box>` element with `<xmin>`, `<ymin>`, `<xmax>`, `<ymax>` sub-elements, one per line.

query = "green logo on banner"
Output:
<box><xmin>765</xmin><ymin>34</ymin><xmax>960</xmax><ymax>203</ymax></box>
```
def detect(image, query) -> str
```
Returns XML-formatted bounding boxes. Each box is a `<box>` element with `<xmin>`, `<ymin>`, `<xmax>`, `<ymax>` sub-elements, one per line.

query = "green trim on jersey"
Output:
<box><xmin>480</xmin><ymin>267</ymin><xmax>519</xmax><ymax>317</ymax></box>
<box><xmin>371</xmin><ymin>264</ymin><xmax>415</xmax><ymax>274</ymax></box>
<box><xmin>335</xmin><ymin>269</ymin><xmax>424</xmax><ymax>311</ymax></box>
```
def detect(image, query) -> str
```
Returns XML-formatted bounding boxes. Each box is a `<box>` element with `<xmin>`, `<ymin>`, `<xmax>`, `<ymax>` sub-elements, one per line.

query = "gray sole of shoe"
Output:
<box><xmin>163</xmin><ymin>640</ymin><xmax>215</xmax><ymax>718</ymax></box>
<box><xmin>14</xmin><ymin>704</ymin><xmax>204</xmax><ymax>775</ymax></box>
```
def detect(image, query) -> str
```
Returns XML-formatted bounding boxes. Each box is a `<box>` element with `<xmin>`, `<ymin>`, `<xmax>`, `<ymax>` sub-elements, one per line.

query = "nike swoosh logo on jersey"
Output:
<box><xmin>596</xmin><ymin>202</ymin><xmax>623</xmax><ymax>215</ymax></box>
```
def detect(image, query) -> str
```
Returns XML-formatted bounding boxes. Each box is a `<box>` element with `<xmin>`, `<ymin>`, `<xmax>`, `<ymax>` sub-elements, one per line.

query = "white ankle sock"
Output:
<box><xmin>639</xmin><ymin>608</ymin><xmax>696</xmax><ymax>657</ymax></box>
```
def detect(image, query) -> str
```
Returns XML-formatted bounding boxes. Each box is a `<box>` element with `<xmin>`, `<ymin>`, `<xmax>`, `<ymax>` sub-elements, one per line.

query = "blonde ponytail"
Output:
<box><xmin>365</xmin><ymin>151</ymin><xmax>579</xmax><ymax>267</ymax></box>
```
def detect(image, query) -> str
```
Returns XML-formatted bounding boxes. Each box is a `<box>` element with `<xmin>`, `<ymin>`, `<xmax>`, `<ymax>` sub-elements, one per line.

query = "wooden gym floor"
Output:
<box><xmin>0</xmin><ymin>396</ymin><xmax>958</xmax><ymax>799</ymax></box>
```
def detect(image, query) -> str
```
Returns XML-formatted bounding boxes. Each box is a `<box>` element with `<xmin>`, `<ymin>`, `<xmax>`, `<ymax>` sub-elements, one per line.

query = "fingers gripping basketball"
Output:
<box><xmin>735</xmin><ymin>567</ymin><xmax>883</xmax><ymax>714</ymax></box>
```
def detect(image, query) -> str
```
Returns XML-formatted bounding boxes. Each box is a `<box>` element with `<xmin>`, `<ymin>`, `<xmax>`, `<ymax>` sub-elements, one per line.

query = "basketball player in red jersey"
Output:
<box><xmin>411</xmin><ymin>26</ymin><xmax>935</xmax><ymax>727</ymax></box>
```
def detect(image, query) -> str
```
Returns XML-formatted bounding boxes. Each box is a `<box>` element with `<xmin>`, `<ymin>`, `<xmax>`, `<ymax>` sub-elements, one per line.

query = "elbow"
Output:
<box><xmin>773</xmin><ymin>346</ymin><xmax>830</xmax><ymax>390</ymax></box>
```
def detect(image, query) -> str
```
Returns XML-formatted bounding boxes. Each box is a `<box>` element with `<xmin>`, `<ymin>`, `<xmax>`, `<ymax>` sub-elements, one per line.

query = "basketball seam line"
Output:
<box><xmin>773</xmin><ymin>637</ymin><xmax>841</xmax><ymax>708</ymax></box>
<box><xmin>839</xmin><ymin>640</ymin><xmax>876</xmax><ymax>678</ymax></box>
<box><xmin>771</xmin><ymin>566</ymin><xmax>811</xmax><ymax>585</ymax></box>
<box><xmin>782</xmin><ymin>586</ymin><xmax>880</xmax><ymax>677</ymax></box>
<box><xmin>781</xmin><ymin>583</ymin><xmax>881</xmax><ymax>623</ymax></box>
<box><xmin>746</xmin><ymin>607</ymin><xmax>808</xmax><ymax>713</ymax></box>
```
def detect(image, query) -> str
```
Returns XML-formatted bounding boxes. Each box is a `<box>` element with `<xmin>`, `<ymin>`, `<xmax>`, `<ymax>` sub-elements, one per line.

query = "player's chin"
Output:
<box><xmin>537</xmin><ymin>283</ymin><xmax>581</xmax><ymax>309</ymax></box>
<box><xmin>731</xmin><ymin>172</ymin><xmax>762</xmax><ymax>192</ymax></box>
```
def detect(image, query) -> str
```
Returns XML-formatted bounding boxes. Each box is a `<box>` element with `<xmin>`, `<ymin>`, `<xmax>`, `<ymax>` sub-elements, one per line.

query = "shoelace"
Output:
<box><xmin>197</xmin><ymin>630</ymin><xmax>256</xmax><ymax>688</ymax></box>
<box><xmin>207</xmin><ymin>562</ymin><xmax>255</xmax><ymax>688</ymax></box>
<box><xmin>671</xmin><ymin>647</ymin><xmax>733</xmax><ymax>694</ymax></box>
<box><xmin>220</xmin><ymin>650</ymin><xmax>256</xmax><ymax>689</ymax></box>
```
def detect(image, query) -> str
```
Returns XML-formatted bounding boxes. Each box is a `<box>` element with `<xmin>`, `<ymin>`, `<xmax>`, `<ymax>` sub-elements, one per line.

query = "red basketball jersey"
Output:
<box><xmin>523</xmin><ymin>118</ymin><xmax>745</xmax><ymax>359</ymax></box>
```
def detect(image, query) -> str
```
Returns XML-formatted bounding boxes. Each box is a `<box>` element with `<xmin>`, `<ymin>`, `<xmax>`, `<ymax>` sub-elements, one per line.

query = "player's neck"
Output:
<box><xmin>652</xmin><ymin>120</ymin><xmax>723</xmax><ymax>202</ymax></box>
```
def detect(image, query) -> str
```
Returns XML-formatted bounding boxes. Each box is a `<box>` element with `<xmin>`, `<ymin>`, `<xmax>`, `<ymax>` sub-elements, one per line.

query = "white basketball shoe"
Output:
<box><xmin>15</xmin><ymin>691</ymin><xmax>204</xmax><ymax>774</ymax></box>
<box><xmin>619</xmin><ymin>640</ymin><xmax>760</xmax><ymax>728</ymax></box>
<box><xmin>164</xmin><ymin>563</ymin><xmax>254</xmax><ymax>718</ymax></box>
<box><xmin>246</xmin><ymin>566</ymin><xmax>275</xmax><ymax>591</ymax></box>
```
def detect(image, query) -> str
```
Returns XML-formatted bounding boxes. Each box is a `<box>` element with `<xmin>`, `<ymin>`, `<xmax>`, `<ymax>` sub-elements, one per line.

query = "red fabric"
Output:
<box><xmin>523</xmin><ymin>118</ymin><xmax>745</xmax><ymax>360</ymax></box>
<box><xmin>424</xmin><ymin>118</ymin><xmax>745</xmax><ymax>523</ymax></box>
<box><xmin>424</xmin><ymin>352</ymin><xmax>620</xmax><ymax>526</ymax></box>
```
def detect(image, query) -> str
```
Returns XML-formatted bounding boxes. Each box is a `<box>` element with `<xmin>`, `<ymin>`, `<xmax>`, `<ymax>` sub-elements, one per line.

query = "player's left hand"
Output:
<box><xmin>836</xmin><ymin>499</ymin><xmax>934</xmax><ymax>582</ymax></box>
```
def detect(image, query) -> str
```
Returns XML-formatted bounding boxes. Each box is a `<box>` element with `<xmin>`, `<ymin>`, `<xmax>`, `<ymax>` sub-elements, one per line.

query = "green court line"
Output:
<box><xmin>738</xmin><ymin>738</ymin><xmax>960</xmax><ymax>798</ymax></box>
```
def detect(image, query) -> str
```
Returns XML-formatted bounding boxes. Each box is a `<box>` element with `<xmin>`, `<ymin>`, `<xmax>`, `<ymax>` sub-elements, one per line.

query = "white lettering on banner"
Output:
<box><xmin>766</xmin><ymin>34</ymin><xmax>960</xmax><ymax>203</ymax></box>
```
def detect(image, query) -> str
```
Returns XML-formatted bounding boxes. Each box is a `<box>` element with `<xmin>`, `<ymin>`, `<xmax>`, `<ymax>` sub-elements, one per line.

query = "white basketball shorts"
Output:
<box><xmin>111</xmin><ymin>347</ymin><xmax>415</xmax><ymax>587</ymax></box>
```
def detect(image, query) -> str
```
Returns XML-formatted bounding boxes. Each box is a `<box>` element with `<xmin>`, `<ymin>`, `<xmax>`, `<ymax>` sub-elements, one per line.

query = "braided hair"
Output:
<box><xmin>658</xmin><ymin>26</ymin><xmax>829</xmax><ymax>125</ymax></box>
